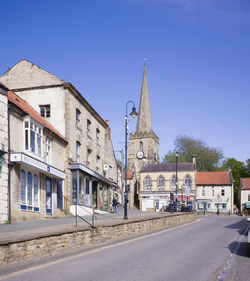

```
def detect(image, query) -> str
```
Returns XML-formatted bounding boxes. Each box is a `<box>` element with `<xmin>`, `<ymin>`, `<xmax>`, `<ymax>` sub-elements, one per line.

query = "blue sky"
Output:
<box><xmin>1</xmin><ymin>0</ymin><xmax>250</xmax><ymax>162</ymax></box>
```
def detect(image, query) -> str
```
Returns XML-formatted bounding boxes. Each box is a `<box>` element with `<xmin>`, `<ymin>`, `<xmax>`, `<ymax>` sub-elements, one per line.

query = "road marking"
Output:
<box><xmin>218</xmin><ymin>224</ymin><xmax>250</xmax><ymax>281</ymax></box>
<box><xmin>0</xmin><ymin>219</ymin><xmax>199</xmax><ymax>280</ymax></box>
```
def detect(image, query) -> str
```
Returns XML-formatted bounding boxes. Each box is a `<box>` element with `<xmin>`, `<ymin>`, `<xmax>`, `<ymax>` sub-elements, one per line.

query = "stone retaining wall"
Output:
<box><xmin>0</xmin><ymin>213</ymin><xmax>196</xmax><ymax>265</ymax></box>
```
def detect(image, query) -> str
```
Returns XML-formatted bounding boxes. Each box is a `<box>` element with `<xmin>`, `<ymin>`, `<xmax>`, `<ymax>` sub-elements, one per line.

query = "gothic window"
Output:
<box><xmin>144</xmin><ymin>177</ymin><xmax>151</xmax><ymax>191</ymax></box>
<box><xmin>158</xmin><ymin>176</ymin><xmax>164</xmax><ymax>191</ymax></box>
<box><xmin>171</xmin><ymin>176</ymin><xmax>176</xmax><ymax>191</ymax></box>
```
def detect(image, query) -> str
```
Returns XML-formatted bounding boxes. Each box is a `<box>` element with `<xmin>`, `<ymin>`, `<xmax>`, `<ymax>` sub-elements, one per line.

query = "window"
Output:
<box><xmin>96</xmin><ymin>128</ymin><xmax>100</xmax><ymax>139</ymax></box>
<box><xmin>20</xmin><ymin>169</ymin><xmax>39</xmax><ymax>212</ymax></box>
<box><xmin>44</xmin><ymin>137</ymin><xmax>51</xmax><ymax>164</ymax></box>
<box><xmin>185</xmin><ymin>176</ymin><xmax>191</xmax><ymax>194</ymax></box>
<box><xmin>212</xmin><ymin>188</ymin><xmax>215</xmax><ymax>196</ymax></box>
<box><xmin>171</xmin><ymin>176</ymin><xmax>176</xmax><ymax>191</ymax></box>
<box><xmin>248</xmin><ymin>194</ymin><xmax>250</xmax><ymax>201</ymax></box>
<box><xmin>139</xmin><ymin>141</ymin><xmax>143</xmax><ymax>151</ymax></box>
<box><xmin>221</xmin><ymin>189</ymin><xmax>225</xmax><ymax>196</ymax></box>
<box><xmin>24</xmin><ymin>119</ymin><xmax>43</xmax><ymax>157</ymax></box>
<box><xmin>202</xmin><ymin>187</ymin><xmax>205</xmax><ymax>196</ymax></box>
<box><xmin>87</xmin><ymin>119</ymin><xmax>91</xmax><ymax>131</ymax></box>
<box><xmin>158</xmin><ymin>176</ymin><xmax>164</xmax><ymax>191</ymax></box>
<box><xmin>96</xmin><ymin>155</ymin><xmax>100</xmax><ymax>170</ymax></box>
<box><xmin>76</xmin><ymin>141</ymin><xmax>81</xmax><ymax>162</ymax></box>
<box><xmin>87</xmin><ymin>149</ymin><xmax>91</xmax><ymax>165</ymax></box>
<box><xmin>144</xmin><ymin>177</ymin><xmax>151</xmax><ymax>191</ymax></box>
<box><xmin>39</xmin><ymin>105</ymin><xmax>50</xmax><ymax>117</ymax></box>
<box><xmin>76</xmin><ymin>109</ymin><xmax>81</xmax><ymax>125</ymax></box>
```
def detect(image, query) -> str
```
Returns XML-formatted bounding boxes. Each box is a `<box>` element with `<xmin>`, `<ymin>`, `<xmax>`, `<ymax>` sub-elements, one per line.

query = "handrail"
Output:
<box><xmin>75</xmin><ymin>204</ymin><xmax>96</xmax><ymax>228</ymax></box>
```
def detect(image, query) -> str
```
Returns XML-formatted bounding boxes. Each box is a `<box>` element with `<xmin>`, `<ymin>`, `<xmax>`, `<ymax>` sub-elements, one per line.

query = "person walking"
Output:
<box><xmin>112</xmin><ymin>196</ymin><xmax>118</xmax><ymax>213</ymax></box>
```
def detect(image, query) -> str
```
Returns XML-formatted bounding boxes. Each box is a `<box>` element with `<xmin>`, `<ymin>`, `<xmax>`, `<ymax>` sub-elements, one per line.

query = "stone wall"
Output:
<box><xmin>0</xmin><ymin>213</ymin><xmax>196</xmax><ymax>265</ymax></box>
<box><xmin>0</xmin><ymin>89</ymin><xmax>8</xmax><ymax>223</ymax></box>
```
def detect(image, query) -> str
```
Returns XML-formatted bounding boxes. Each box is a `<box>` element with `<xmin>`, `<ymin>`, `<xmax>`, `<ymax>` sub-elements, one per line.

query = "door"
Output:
<box><xmin>57</xmin><ymin>180</ymin><xmax>63</xmax><ymax>209</ymax></box>
<box><xmin>46</xmin><ymin>177</ymin><xmax>52</xmax><ymax>214</ymax></box>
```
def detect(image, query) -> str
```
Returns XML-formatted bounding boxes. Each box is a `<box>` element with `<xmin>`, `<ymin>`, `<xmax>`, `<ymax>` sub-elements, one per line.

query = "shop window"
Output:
<box><xmin>20</xmin><ymin>169</ymin><xmax>39</xmax><ymax>212</ymax></box>
<box><xmin>158</xmin><ymin>176</ymin><xmax>164</xmax><ymax>191</ymax></box>
<box><xmin>39</xmin><ymin>105</ymin><xmax>50</xmax><ymax>118</ymax></box>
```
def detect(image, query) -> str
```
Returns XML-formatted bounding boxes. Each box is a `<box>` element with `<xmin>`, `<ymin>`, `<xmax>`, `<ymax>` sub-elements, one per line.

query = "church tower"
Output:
<box><xmin>128</xmin><ymin>65</ymin><xmax>159</xmax><ymax>173</ymax></box>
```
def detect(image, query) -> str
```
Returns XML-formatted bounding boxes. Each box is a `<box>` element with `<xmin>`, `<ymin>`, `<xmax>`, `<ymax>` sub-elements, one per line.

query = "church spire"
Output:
<box><xmin>136</xmin><ymin>64</ymin><xmax>153</xmax><ymax>134</ymax></box>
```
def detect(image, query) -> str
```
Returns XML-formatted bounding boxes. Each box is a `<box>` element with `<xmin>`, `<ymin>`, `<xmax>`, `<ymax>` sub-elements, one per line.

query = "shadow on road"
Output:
<box><xmin>224</xmin><ymin>218</ymin><xmax>248</xmax><ymax>235</ymax></box>
<box><xmin>228</xmin><ymin>241</ymin><xmax>249</xmax><ymax>258</ymax></box>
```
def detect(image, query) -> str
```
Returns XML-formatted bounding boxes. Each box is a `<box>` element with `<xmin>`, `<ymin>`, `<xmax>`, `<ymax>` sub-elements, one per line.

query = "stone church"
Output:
<box><xmin>127</xmin><ymin>66</ymin><xmax>196</xmax><ymax>211</ymax></box>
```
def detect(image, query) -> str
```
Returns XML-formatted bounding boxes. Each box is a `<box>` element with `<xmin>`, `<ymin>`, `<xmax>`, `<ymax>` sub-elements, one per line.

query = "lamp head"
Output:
<box><xmin>176</xmin><ymin>152</ymin><xmax>179</xmax><ymax>157</ymax></box>
<box><xmin>130</xmin><ymin>106</ymin><xmax>138</xmax><ymax>118</ymax></box>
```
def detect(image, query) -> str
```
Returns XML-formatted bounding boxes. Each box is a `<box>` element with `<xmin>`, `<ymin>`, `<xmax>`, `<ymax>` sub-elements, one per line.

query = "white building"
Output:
<box><xmin>238</xmin><ymin>178</ymin><xmax>250</xmax><ymax>214</ymax></box>
<box><xmin>196</xmin><ymin>171</ymin><xmax>234</xmax><ymax>213</ymax></box>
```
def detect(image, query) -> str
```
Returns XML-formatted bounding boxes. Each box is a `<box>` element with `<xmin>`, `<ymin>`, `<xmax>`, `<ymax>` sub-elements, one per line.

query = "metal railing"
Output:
<box><xmin>74</xmin><ymin>204</ymin><xmax>96</xmax><ymax>228</ymax></box>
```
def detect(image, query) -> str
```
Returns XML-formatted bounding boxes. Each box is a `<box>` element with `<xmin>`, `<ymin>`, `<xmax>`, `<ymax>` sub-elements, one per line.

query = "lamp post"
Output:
<box><xmin>175</xmin><ymin>152</ymin><xmax>179</xmax><ymax>211</ymax></box>
<box><xmin>124</xmin><ymin>101</ymin><xmax>138</xmax><ymax>219</ymax></box>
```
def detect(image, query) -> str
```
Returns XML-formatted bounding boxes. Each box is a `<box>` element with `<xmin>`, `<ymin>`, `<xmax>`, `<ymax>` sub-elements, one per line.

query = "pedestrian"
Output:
<box><xmin>112</xmin><ymin>196</ymin><xmax>118</xmax><ymax>213</ymax></box>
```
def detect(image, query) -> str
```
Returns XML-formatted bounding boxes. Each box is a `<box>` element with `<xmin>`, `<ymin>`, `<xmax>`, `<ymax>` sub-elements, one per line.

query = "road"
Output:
<box><xmin>0</xmin><ymin>215</ymin><xmax>249</xmax><ymax>281</ymax></box>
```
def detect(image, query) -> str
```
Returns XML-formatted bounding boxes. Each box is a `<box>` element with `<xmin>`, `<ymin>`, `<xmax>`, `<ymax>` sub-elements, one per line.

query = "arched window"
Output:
<box><xmin>171</xmin><ymin>176</ymin><xmax>176</xmax><ymax>191</ymax></box>
<box><xmin>144</xmin><ymin>177</ymin><xmax>151</xmax><ymax>191</ymax></box>
<box><xmin>185</xmin><ymin>175</ymin><xmax>191</xmax><ymax>194</ymax></box>
<box><xmin>158</xmin><ymin>176</ymin><xmax>164</xmax><ymax>191</ymax></box>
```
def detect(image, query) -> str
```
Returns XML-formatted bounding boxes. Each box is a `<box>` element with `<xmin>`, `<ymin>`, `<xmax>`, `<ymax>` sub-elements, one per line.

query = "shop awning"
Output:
<box><xmin>245</xmin><ymin>202</ymin><xmax>250</xmax><ymax>209</ymax></box>
<box><xmin>10</xmin><ymin>152</ymin><xmax>65</xmax><ymax>179</ymax></box>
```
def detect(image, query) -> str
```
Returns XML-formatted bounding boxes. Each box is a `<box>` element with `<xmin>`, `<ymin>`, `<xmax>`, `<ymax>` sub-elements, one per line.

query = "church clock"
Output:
<box><xmin>136</xmin><ymin>151</ymin><xmax>144</xmax><ymax>159</ymax></box>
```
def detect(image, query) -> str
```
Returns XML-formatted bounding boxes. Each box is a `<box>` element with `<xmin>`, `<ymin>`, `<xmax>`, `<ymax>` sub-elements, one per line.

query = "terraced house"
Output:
<box><xmin>0</xmin><ymin>59</ymin><xmax>118</xmax><ymax>217</ymax></box>
<box><xmin>8</xmin><ymin>91</ymin><xmax>67</xmax><ymax>222</ymax></box>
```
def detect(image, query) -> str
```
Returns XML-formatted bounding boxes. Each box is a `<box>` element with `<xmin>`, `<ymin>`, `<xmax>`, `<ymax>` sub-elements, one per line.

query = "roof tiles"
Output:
<box><xmin>196</xmin><ymin>172</ymin><xmax>231</xmax><ymax>185</ymax></box>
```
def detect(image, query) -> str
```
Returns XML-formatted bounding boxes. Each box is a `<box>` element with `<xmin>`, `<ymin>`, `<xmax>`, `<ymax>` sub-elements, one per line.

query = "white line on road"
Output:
<box><xmin>0</xmin><ymin>219</ymin><xmax>200</xmax><ymax>280</ymax></box>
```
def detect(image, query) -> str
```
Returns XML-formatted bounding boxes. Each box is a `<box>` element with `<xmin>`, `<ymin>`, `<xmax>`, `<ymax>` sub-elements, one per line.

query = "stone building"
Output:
<box><xmin>139</xmin><ymin>162</ymin><xmax>196</xmax><ymax>211</ymax></box>
<box><xmin>126</xmin><ymin>66</ymin><xmax>196</xmax><ymax>211</ymax></box>
<box><xmin>196</xmin><ymin>171</ymin><xmax>234</xmax><ymax>213</ymax></box>
<box><xmin>8</xmin><ymin>91</ymin><xmax>67</xmax><ymax>222</ymax></box>
<box><xmin>0</xmin><ymin>59</ymin><xmax>118</xmax><ymax>216</ymax></box>
<box><xmin>238</xmin><ymin>178</ymin><xmax>250</xmax><ymax>214</ymax></box>
<box><xmin>0</xmin><ymin>83</ymin><xmax>9</xmax><ymax>223</ymax></box>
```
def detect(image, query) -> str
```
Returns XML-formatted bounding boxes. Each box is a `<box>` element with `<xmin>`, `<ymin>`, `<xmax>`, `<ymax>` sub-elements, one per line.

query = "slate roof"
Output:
<box><xmin>140</xmin><ymin>162</ymin><xmax>195</xmax><ymax>173</ymax></box>
<box><xmin>196</xmin><ymin>172</ymin><xmax>231</xmax><ymax>185</ymax></box>
<box><xmin>240</xmin><ymin>178</ymin><xmax>250</xmax><ymax>190</ymax></box>
<box><xmin>8</xmin><ymin>91</ymin><xmax>66</xmax><ymax>143</ymax></box>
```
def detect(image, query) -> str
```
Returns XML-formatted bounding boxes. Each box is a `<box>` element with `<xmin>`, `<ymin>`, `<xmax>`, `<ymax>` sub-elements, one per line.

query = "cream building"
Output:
<box><xmin>0</xmin><ymin>59</ymin><xmax>118</xmax><ymax>216</ymax></box>
<box><xmin>0</xmin><ymin>83</ymin><xmax>9</xmax><ymax>223</ymax></box>
<box><xmin>139</xmin><ymin>162</ymin><xmax>196</xmax><ymax>211</ymax></box>
<box><xmin>196</xmin><ymin>171</ymin><xmax>234</xmax><ymax>213</ymax></box>
<box><xmin>8</xmin><ymin>91</ymin><xmax>67</xmax><ymax>222</ymax></box>
<box><xmin>238</xmin><ymin>178</ymin><xmax>250</xmax><ymax>214</ymax></box>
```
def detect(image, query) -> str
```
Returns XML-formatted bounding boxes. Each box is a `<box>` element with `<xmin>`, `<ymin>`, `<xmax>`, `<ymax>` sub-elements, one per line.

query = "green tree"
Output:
<box><xmin>163</xmin><ymin>135</ymin><xmax>223</xmax><ymax>171</ymax></box>
<box><xmin>221</xmin><ymin>158</ymin><xmax>248</xmax><ymax>206</ymax></box>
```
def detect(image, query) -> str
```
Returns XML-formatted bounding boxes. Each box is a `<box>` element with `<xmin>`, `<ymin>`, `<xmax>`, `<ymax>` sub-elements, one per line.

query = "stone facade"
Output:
<box><xmin>0</xmin><ymin>84</ymin><xmax>9</xmax><ymax>223</ymax></box>
<box><xmin>0</xmin><ymin>59</ymin><xmax>118</xmax><ymax>216</ymax></box>
<box><xmin>8</xmin><ymin>91</ymin><xmax>67</xmax><ymax>222</ymax></box>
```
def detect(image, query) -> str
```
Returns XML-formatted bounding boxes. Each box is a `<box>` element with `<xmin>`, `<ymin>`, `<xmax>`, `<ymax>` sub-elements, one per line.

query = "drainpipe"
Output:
<box><xmin>7</xmin><ymin>103</ymin><xmax>11</xmax><ymax>223</ymax></box>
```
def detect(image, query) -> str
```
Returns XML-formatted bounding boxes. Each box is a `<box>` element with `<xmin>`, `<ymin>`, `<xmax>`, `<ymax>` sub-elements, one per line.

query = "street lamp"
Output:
<box><xmin>124</xmin><ymin>101</ymin><xmax>138</xmax><ymax>219</ymax></box>
<box><xmin>175</xmin><ymin>152</ymin><xmax>179</xmax><ymax>211</ymax></box>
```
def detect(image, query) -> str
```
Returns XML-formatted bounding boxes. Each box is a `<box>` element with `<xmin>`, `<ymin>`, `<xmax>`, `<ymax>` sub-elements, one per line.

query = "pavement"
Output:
<box><xmin>0</xmin><ymin>208</ymin><xmax>173</xmax><ymax>243</ymax></box>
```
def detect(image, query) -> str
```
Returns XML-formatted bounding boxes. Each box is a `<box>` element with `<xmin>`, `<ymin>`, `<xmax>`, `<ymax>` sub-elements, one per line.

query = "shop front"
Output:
<box><xmin>70</xmin><ymin>163</ymin><xmax>112</xmax><ymax>215</ymax></box>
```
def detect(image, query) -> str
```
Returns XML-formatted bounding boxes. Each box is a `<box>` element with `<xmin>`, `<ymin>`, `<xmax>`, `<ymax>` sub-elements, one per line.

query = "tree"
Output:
<box><xmin>163</xmin><ymin>135</ymin><xmax>223</xmax><ymax>171</ymax></box>
<box><xmin>221</xmin><ymin>158</ymin><xmax>249</xmax><ymax>206</ymax></box>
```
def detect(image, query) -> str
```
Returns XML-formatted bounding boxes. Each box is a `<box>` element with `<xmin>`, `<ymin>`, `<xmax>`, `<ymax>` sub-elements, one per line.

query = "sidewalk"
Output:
<box><xmin>0</xmin><ymin>208</ymin><xmax>171</xmax><ymax>243</ymax></box>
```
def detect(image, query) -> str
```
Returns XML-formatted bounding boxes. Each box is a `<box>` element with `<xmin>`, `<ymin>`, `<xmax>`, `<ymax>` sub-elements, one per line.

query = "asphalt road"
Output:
<box><xmin>0</xmin><ymin>216</ymin><xmax>249</xmax><ymax>281</ymax></box>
